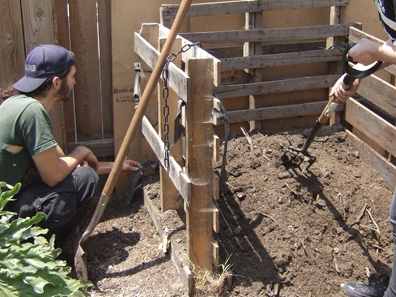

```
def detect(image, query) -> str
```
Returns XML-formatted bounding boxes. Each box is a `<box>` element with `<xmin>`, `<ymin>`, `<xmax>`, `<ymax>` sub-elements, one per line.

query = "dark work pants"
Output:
<box><xmin>8</xmin><ymin>166</ymin><xmax>99</xmax><ymax>242</ymax></box>
<box><xmin>385</xmin><ymin>190</ymin><xmax>396</xmax><ymax>297</ymax></box>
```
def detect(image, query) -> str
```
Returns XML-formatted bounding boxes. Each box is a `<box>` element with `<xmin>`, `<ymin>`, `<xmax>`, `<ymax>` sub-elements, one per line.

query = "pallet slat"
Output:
<box><xmin>214</xmin><ymin>101</ymin><xmax>327</xmax><ymax>124</ymax></box>
<box><xmin>345</xmin><ymin>98</ymin><xmax>396</xmax><ymax>157</ymax></box>
<box><xmin>214</xmin><ymin>74</ymin><xmax>339</xmax><ymax>99</ymax></box>
<box><xmin>135</xmin><ymin>32</ymin><xmax>190</xmax><ymax>101</ymax></box>
<box><xmin>222</xmin><ymin>48</ymin><xmax>344</xmax><ymax>70</ymax></box>
<box><xmin>161</xmin><ymin>0</ymin><xmax>349</xmax><ymax>19</ymax></box>
<box><xmin>347</xmin><ymin>130</ymin><xmax>396</xmax><ymax>190</ymax></box>
<box><xmin>141</xmin><ymin>116</ymin><xmax>191</xmax><ymax>202</ymax></box>
<box><xmin>180</xmin><ymin>24</ymin><xmax>348</xmax><ymax>44</ymax></box>
<box><xmin>358</xmin><ymin>75</ymin><xmax>396</xmax><ymax>119</ymax></box>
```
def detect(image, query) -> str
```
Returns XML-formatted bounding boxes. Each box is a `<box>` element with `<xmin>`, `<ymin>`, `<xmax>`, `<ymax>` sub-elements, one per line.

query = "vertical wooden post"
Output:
<box><xmin>327</xmin><ymin>5</ymin><xmax>346</xmax><ymax>126</ymax></box>
<box><xmin>244</xmin><ymin>10</ymin><xmax>262</xmax><ymax>132</ymax></box>
<box><xmin>158</xmin><ymin>37</ymin><xmax>183</xmax><ymax>211</ymax></box>
<box><xmin>186</xmin><ymin>58</ymin><xmax>214</xmax><ymax>271</ymax></box>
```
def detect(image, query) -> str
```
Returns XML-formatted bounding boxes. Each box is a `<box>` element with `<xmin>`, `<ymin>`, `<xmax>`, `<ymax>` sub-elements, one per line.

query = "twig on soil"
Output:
<box><xmin>240</xmin><ymin>127</ymin><xmax>254</xmax><ymax>156</ymax></box>
<box><xmin>285</xmin><ymin>183</ymin><xmax>301</xmax><ymax>198</ymax></box>
<box><xmin>350</xmin><ymin>203</ymin><xmax>367</xmax><ymax>227</ymax></box>
<box><xmin>261</xmin><ymin>212</ymin><xmax>278</xmax><ymax>225</ymax></box>
<box><xmin>366</xmin><ymin>208</ymin><xmax>381</xmax><ymax>236</ymax></box>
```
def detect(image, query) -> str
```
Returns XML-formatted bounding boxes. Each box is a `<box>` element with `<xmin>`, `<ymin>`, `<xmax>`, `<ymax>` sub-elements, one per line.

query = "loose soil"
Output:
<box><xmin>85</xmin><ymin>130</ymin><xmax>394</xmax><ymax>297</ymax></box>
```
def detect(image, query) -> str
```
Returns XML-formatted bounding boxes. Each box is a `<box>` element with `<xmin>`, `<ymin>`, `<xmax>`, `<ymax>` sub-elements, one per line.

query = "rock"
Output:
<box><xmin>352</xmin><ymin>151</ymin><xmax>360</xmax><ymax>158</ymax></box>
<box><xmin>278</xmin><ymin>171</ymin><xmax>290</xmax><ymax>179</ymax></box>
<box><xmin>237</xmin><ymin>192</ymin><xmax>246</xmax><ymax>201</ymax></box>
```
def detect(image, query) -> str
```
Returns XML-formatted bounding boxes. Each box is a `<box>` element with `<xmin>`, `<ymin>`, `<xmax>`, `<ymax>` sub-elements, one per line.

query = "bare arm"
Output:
<box><xmin>33</xmin><ymin>145</ymin><xmax>97</xmax><ymax>187</ymax></box>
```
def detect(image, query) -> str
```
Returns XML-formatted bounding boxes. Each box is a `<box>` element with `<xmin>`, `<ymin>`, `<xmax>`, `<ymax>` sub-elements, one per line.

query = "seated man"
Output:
<box><xmin>0</xmin><ymin>44</ymin><xmax>140</xmax><ymax>252</ymax></box>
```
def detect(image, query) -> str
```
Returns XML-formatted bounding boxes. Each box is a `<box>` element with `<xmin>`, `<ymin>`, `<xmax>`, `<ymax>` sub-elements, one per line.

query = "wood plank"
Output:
<box><xmin>180</xmin><ymin>24</ymin><xmax>348</xmax><ymax>44</ymax></box>
<box><xmin>54</xmin><ymin>0</ymin><xmax>76</xmax><ymax>150</ymax></box>
<box><xmin>161</xmin><ymin>0</ymin><xmax>349</xmax><ymax>19</ymax></box>
<box><xmin>142</xmin><ymin>116</ymin><xmax>191</xmax><ymax>202</ymax></box>
<box><xmin>21</xmin><ymin>0</ymin><xmax>66</xmax><ymax>148</ymax></box>
<box><xmin>349</xmin><ymin>26</ymin><xmax>396</xmax><ymax>77</ymax></box>
<box><xmin>214</xmin><ymin>101</ymin><xmax>327</xmax><ymax>124</ymax></box>
<box><xmin>98</xmin><ymin>0</ymin><xmax>113</xmax><ymax>138</ymax></box>
<box><xmin>244</xmin><ymin>9</ymin><xmax>262</xmax><ymax>131</ymax></box>
<box><xmin>134</xmin><ymin>32</ymin><xmax>190</xmax><ymax>101</ymax></box>
<box><xmin>215</xmin><ymin>74</ymin><xmax>339</xmax><ymax>99</ymax></box>
<box><xmin>358</xmin><ymin>75</ymin><xmax>396</xmax><ymax>119</ymax></box>
<box><xmin>222</xmin><ymin>48</ymin><xmax>343</xmax><ymax>70</ymax></box>
<box><xmin>345</xmin><ymin>98</ymin><xmax>396</xmax><ymax>157</ymax></box>
<box><xmin>69</xmin><ymin>0</ymin><xmax>102</xmax><ymax>140</ymax></box>
<box><xmin>158</xmin><ymin>24</ymin><xmax>222</xmax><ymax>87</ymax></box>
<box><xmin>0</xmin><ymin>0</ymin><xmax>25</xmax><ymax>89</ymax></box>
<box><xmin>347</xmin><ymin>130</ymin><xmax>396</xmax><ymax>190</ymax></box>
<box><xmin>186</xmin><ymin>58</ymin><xmax>215</xmax><ymax>272</ymax></box>
<box><xmin>158</xmin><ymin>37</ymin><xmax>183</xmax><ymax>211</ymax></box>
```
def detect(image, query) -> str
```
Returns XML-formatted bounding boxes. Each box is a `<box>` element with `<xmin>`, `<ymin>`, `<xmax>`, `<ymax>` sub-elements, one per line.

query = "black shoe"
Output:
<box><xmin>341</xmin><ymin>282</ymin><xmax>387</xmax><ymax>297</ymax></box>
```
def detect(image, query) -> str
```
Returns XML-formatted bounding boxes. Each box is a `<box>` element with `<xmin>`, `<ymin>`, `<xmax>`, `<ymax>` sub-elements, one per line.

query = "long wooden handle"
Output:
<box><xmin>80</xmin><ymin>0</ymin><xmax>193</xmax><ymax>242</ymax></box>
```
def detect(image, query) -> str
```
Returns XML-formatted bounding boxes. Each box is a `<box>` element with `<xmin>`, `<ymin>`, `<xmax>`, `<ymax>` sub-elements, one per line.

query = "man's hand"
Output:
<box><xmin>330</xmin><ymin>74</ymin><xmax>360</xmax><ymax>103</ymax></box>
<box><xmin>84</xmin><ymin>151</ymin><xmax>99</xmax><ymax>171</ymax></box>
<box><xmin>122</xmin><ymin>159</ymin><xmax>142</xmax><ymax>172</ymax></box>
<box><xmin>349</xmin><ymin>38</ymin><xmax>381</xmax><ymax>65</ymax></box>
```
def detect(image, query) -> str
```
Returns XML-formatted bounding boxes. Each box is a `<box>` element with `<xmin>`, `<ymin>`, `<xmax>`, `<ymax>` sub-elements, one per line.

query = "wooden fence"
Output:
<box><xmin>161</xmin><ymin>0</ymin><xmax>349</xmax><ymax>134</ymax></box>
<box><xmin>0</xmin><ymin>0</ymin><xmax>113</xmax><ymax>157</ymax></box>
<box><xmin>345</xmin><ymin>27</ymin><xmax>396</xmax><ymax>189</ymax></box>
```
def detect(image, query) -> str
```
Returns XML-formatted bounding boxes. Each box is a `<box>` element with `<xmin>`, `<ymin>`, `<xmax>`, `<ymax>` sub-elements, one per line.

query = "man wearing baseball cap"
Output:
<box><xmin>0</xmin><ymin>44</ymin><xmax>140</xmax><ymax>264</ymax></box>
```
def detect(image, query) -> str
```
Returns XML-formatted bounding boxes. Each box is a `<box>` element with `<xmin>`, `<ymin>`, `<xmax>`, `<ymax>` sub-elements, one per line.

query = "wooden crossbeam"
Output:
<box><xmin>222</xmin><ymin>48</ymin><xmax>344</xmax><ymax>70</ymax></box>
<box><xmin>345</xmin><ymin>98</ymin><xmax>396</xmax><ymax>157</ymax></box>
<box><xmin>134</xmin><ymin>32</ymin><xmax>190</xmax><ymax>101</ymax></box>
<box><xmin>214</xmin><ymin>74</ymin><xmax>339</xmax><ymax>99</ymax></box>
<box><xmin>179</xmin><ymin>24</ymin><xmax>348</xmax><ymax>44</ymax></box>
<box><xmin>161</xmin><ymin>0</ymin><xmax>349</xmax><ymax>19</ymax></box>
<box><xmin>213</xmin><ymin>101</ymin><xmax>327</xmax><ymax>125</ymax></box>
<box><xmin>346</xmin><ymin>130</ymin><xmax>396</xmax><ymax>190</ymax></box>
<box><xmin>141</xmin><ymin>116</ymin><xmax>191</xmax><ymax>202</ymax></box>
<box><xmin>358</xmin><ymin>75</ymin><xmax>396</xmax><ymax>119</ymax></box>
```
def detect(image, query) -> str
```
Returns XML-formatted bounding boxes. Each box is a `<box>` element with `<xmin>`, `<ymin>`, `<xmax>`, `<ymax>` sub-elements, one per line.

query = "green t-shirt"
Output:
<box><xmin>0</xmin><ymin>95</ymin><xmax>57</xmax><ymax>186</ymax></box>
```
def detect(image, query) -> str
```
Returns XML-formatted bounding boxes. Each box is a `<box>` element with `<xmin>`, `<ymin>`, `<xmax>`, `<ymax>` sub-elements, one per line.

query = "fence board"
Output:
<box><xmin>180</xmin><ymin>24</ymin><xmax>348</xmax><ymax>44</ymax></box>
<box><xmin>222</xmin><ymin>48</ymin><xmax>343</xmax><ymax>70</ymax></box>
<box><xmin>161</xmin><ymin>0</ymin><xmax>349</xmax><ymax>19</ymax></box>
<box><xmin>69</xmin><ymin>0</ymin><xmax>102</xmax><ymax>140</ymax></box>
<box><xmin>98</xmin><ymin>0</ymin><xmax>113</xmax><ymax>139</ymax></box>
<box><xmin>358</xmin><ymin>75</ymin><xmax>396</xmax><ymax>119</ymax></box>
<box><xmin>215</xmin><ymin>74</ymin><xmax>339</xmax><ymax>99</ymax></box>
<box><xmin>214</xmin><ymin>101</ymin><xmax>327</xmax><ymax>124</ymax></box>
<box><xmin>0</xmin><ymin>0</ymin><xmax>25</xmax><ymax>88</ymax></box>
<box><xmin>21</xmin><ymin>0</ymin><xmax>66</xmax><ymax>148</ymax></box>
<box><xmin>345</xmin><ymin>98</ymin><xmax>396</xmax><ymax>157</ymax></box>
<box><xmin>347</xmin><ymin>130</ymin><xmax>396</xmax><ymax>190</ymax></box>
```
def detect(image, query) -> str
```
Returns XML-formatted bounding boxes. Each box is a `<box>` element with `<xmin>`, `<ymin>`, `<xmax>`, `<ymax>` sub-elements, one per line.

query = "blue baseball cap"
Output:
<box><xmin>13</xmin><ymin>44</ymin><xmax>75</xmax><ymax>93</ymax></box>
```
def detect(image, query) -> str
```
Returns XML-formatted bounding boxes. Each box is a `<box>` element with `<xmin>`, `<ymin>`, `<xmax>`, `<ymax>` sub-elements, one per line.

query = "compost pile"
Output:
<box><xmin>219</xmin><ymin>130</ymin><xmax>393</xmax><ymax>297</ymax></box>
<box><xmin>85</xmin><ymin>130</ymin><xmax>393</xmax><ymax>297</ymax></box>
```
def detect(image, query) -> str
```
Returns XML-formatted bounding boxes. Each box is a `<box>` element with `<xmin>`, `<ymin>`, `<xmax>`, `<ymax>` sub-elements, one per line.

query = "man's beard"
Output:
<box><xmin>58</xmin><ymin>80</ymin><xmax>73</xmax><ymax>102</ymax></box>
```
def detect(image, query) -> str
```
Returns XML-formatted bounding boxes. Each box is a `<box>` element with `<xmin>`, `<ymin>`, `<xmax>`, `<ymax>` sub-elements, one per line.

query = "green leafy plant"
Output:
<box><xmin>0</xmin><ymin>182</ymin><xmax>89</xmax><ymax>297</ymax></box>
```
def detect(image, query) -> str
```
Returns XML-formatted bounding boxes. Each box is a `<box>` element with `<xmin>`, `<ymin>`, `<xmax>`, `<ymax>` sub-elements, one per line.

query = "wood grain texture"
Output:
<box><xmin>21</xmin><ymin>0</ymin><xmax>66</xmax><ymax>148</ymax></box>
<box><xmin>69</xmin><ymin>0</ymin><xmax>102</xmax><ymax>140</ymax></box>
<box><xmin>0</xmin><ymin>0</ymin><xmax>25</xmax><ymax>88</ymax></box>
<box><xmin>345</xmin><ymin>98</ymin><xmax>396</xmax><ymax>157</ymax></box>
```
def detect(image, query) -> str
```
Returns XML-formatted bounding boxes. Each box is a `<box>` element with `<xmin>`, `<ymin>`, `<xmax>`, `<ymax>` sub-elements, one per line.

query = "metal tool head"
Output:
<box><xmin>280</xmin><ymin>144</ymin><xmax>316</xmax><ymax>173</ymax></box>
